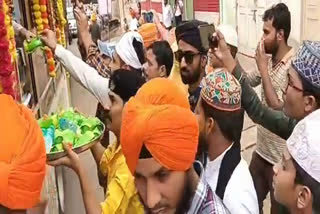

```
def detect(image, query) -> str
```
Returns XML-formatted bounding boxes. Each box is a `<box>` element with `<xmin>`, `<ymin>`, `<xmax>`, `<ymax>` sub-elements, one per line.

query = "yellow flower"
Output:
<box><xmin>40</xmin><ymin>5</ymin><xmax>47</xmax><ymax>13</ymax></box>
<box><xmin>34</xmin><ymin>11</ymin><xmax>42</xmax><ymax>18</ymax></box>
<box><xmin>33</xmin><ymin>4</ymin><xmax>40</xmax><ymax>11</ymax></box>
<box><xmin>33</xmin><ymin>0</ymin><xmax>40</xmax><ymax>4</ymax></box>
<box><xmin>35</xmin><ymin>18</ymin><xmax>43</xmax><ymax>25</ymax></box>
<box><xmin>37</xmin><ymin>24</ymin><xmax>44</xmax><ymax>31</ymax></box>
<box><xmin>42</xmin><ymin>18</ymin><xmax>49</xmax><ymax>24</ymax></box>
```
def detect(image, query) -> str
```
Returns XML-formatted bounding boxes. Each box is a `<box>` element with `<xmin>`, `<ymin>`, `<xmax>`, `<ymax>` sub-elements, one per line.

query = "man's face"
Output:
<box><xmin>209</xmin><ymin>48</ymin><xmax>224</xmax><ymax>69</ymax></box>
<box><xmin>145</xmin><ymin>49</ymin><xmax>166</xmax><ymax>81</ymax></box>
<box><xmin>109</xmin><ymin>52</ymin><xmax>125</xmax><ymax>73</ymax></box>
<box><xmin>283</xmin><ymin>66</ymin><xmax>306</xmax><ymax>120</ymax></box>
<box><xmin>134</xmin><ymin>158</ymin><xmax>191</xmax><ymax>214</ymax></box>
<box><xmin>178</xmin><ymin>40</ymin><xmax>203</xmax><ymax>85</ymax></box>
<box><xmin>105</xmin><ymin>91</ymin><xmax>124</xmax><ymax>137</ymax></box>
<box><xmin>273</xmin><ymin>147</ymin><xmax>297</xmax><ymax>208</ymax></box>
<box><xmin>262</xmin><ymin>20</ymin><xmax>279</xmax><ymax>55</ymax></box>
<box><xmin>164</xmin><ymin>0</ymin><xmax>168</xmax><ymax>5</ymax></box>
<box><xmin>194</xmin><ymin>98</ymin><xmax>209</xmax><ymax>155</ymax></box>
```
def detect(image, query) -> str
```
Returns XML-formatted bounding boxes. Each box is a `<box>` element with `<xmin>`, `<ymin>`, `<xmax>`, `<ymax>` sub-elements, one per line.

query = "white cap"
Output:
<box><xmin>217</xmin><ymin>24</ymin><xmax>238</xmax><ymax>48</ymax></box>
<box><xmin>287</xmin><ymin>109</ymin><xmax>320</xmax><ymax>183</ymax></box>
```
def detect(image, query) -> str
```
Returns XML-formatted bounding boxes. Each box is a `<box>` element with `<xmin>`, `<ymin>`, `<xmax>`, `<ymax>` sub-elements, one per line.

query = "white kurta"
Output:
<box><xmin>205</xmin><ymin>145</ymin><xmax>259</xmax><ymax>214</ymax></box>
<box><xmin>55</xmin><ymin>45</ymin><xmax>111</xmax><ymax>109</ymax></box>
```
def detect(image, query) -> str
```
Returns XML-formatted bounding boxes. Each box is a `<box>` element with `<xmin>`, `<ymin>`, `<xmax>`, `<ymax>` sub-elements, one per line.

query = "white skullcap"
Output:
<box><xmin>287</xmin><ymin>109</ymin><xmax>320</xmax><ymax>183</ymax></box>
<box><xmin>217</xmin><ymin>24</ymin><xmax>238</xmax><ymax>48</ymax></box>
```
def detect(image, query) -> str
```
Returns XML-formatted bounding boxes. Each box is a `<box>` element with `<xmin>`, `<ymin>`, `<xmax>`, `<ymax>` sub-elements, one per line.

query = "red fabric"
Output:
<box><xmin>0</xmin><ymin>95</ymin><xmax>46</xmax><ymax>210</ymax></box>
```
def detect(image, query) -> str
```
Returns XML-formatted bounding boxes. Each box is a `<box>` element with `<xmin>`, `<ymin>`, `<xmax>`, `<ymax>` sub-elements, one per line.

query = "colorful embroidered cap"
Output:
<box><xmin>287</xmin><ymin>109</ymin><xmax>320</xmax><ymax>183</ymax></box>
<box><xmin>201</xmin><ymin>69</ymin><xmax>241</xmax><ymax>111</ymax></box>
<box><xmin>292</xmin><ymin>41</ymin><xmax>320</xmax><ymax>90</ymax></box>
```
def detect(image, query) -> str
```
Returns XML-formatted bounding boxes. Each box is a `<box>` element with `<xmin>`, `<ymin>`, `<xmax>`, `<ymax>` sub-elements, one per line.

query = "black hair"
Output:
<box><xmin>263</xmin><ymin>3</ymin><xmax>291</xmax><ymax>42</ymax></box>
<box><xmin>293</xmin><ymin>159</ymin><xmax>320</xmax><ymax>212</ymax></box>
<box><xmin>148</xmin><ymin>41</ymin><xmax>174</xmax><ymax>77</ymax></box>
<box><xmin>110</xmin><ymin>69</ymin><xmax>145</xmax><ymax>103</ymax></box>
<box><xmin>298</xmin><ymin>73</ymin><xmax>320</xmax><ymax>108</ymax></box>
<box><xmin>133</xmin><ymin>37</ymin><xmax>146</xmax><ymax>66</ymax></box>
<box><xmin>201</xmin><ymin>99</ymin><xmax>244</xmax><ymax>144</ymax></box>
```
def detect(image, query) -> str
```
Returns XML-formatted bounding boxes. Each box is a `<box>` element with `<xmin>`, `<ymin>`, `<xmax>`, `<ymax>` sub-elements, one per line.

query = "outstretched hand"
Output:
<box><xmin>41</xmin><ymin>29</ymin><xmax>58</xmax><ymax>52</ymax></box>
<box><xmin>211</xmin><ymin>30</ymin><xmax>237</xmax><ymax>73</ymax></box>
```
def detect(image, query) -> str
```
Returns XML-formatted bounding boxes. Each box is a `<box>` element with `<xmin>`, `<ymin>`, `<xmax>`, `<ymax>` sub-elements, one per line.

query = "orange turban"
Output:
<box><xmin>135</xmin><ymin>77</ymin><xmax>189</xmax><ymax>108</ymax></box>
<box><xmin>120</xmin><ymin>79</ymin><xmax>199</xmax><ymax>174</ymax></box>
<box><xmin>0</xmin><ymin>95</ymin><xmax>46</xmax><ymax>210</ymax></box>
<box><xmin>138</xmin><ymin>23</ymin><xmax>159</xmax><ymax>48</ymax></box>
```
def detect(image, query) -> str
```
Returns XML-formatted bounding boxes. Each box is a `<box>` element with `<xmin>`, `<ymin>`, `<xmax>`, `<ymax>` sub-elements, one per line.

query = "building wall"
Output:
<box><xmin>194</xmin><ymin>11</ymin><xmax>219</xmax><ymax>25</ymax></box>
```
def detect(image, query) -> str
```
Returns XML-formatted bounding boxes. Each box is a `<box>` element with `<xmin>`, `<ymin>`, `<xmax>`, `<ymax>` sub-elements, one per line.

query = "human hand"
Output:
<box><xmin>21</xmin><ymin>29</ymin><xmax>36</xmax><ymax>42</ymax></box>
<box><xmin>255</xmin><ymin>37</ymin><xmax>269</xmax><ymax>75</ymax></box>
<box><xmin>211</xmin><ymin>30</ymin><xmax>237</xmax><ymax>73</ymax></box>
<box><xmin>48</xmin><ymin>143</ymin><xmax>81</xmax><ymax>174</ymax></box>
<box><xmin>41</xmin><ymin>29</ymin><xmax>58</xmax><ymax>52</ymax></box>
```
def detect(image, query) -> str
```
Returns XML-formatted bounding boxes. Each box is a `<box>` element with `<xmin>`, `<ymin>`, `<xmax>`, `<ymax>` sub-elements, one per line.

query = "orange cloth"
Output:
<box><xmin>138</xmin><ymin>23</ymin><xmax>159</xmax><ymax>48</ymax></box>
<box><xmin>0</xmin><ymin>95</ymin><xmax>46</xmax><ymax>210</ymax></box>
<box><xmin>135</xmin><ymin>78</ymin><xmax>189</xmax><ymax>108</ymax></box>
<box><xmin>120</xmin><ymin>79</ymin><xmax>199</xmax><ymax>174</ymax></box>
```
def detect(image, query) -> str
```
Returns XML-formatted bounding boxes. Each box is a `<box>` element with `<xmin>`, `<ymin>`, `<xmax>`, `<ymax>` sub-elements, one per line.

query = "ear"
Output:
<box><xmin>277</xmin><ymin>29</ymin><xmax>285</xmax><ymax>41</ymax></box>
<box><xmin>159</xmin><ymin>65</ymin><xmax>167</xmax><ymax>77</ymax></box>
<box><xmin>201</xmin><ymin>55</ymin><xmax>208</xmax><ymax>69</ymax></box>
<box><xmin>205</xmin><ymin>117</ymin><xmax>215</xmax><ymax>134</ymax></box>
<box><xmin>304</xmin><ymin>95</ymin><xmax>317</xmax><ymax>114</ymax></box>
<box><xmin>297</xmin><ymin>186</ymin><xmax>312</xmax><ymax>210</ymax></box>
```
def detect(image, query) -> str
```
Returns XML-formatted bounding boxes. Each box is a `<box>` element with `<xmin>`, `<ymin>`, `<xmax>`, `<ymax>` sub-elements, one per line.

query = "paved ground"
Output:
<box><xmin>63</xmin><ymin>39</ymin><xmax>271</xmax><ymax>213</ymax></box>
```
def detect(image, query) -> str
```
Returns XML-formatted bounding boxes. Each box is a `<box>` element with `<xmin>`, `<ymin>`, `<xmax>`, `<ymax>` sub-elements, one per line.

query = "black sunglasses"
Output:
<box><xmin>175</xmin><ymin>50</ymin><xmax>201</xmax><ymax>64</ymax></box>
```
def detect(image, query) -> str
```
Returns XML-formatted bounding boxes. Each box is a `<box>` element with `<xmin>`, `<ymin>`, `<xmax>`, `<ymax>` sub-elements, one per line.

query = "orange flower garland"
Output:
<box><xmin>32</xmin><ymin>0</ymin><xmax>56</xmax><ymax>77</ymax></box>
<box><xmin>0</xmin><ymin>0</ymin><xmax>20</xmax><ymax>100</ymax></box>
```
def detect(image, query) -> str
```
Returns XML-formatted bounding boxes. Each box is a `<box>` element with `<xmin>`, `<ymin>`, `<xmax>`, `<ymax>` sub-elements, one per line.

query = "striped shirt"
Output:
<box><xmin>188</xmin><ymin>172</ymin><xmax>230</xmax><ymax>214</ymax></box>
<box><xmin>248</xmin><ymin>48</ymin><xmax>295</xmax><ymax>164</ymax></box>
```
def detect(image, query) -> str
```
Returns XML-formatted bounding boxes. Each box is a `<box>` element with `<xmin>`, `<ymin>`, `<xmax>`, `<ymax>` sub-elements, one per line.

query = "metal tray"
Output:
<box><xmin>46</xmin><ymin>123</ymin><xmax>105</xmax><ymax>161</ymax></box>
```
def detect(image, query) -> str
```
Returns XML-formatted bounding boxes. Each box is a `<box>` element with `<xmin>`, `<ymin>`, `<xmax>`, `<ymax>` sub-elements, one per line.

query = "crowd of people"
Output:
<box><xmin>1</xmin><ymin>1</ymin><xmax>320</xmax><ymax>214</ymax></box>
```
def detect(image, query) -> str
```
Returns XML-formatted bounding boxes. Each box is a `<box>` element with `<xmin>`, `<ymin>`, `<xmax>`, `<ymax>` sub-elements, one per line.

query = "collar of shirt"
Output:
<box><xmin>187</xmin><ymin>171</ymin><xmax>228</xmax><ymax>214</ymax></box>
<box><xmin>270</xmin><ymin>47</ymin><xmax>295</xmax><ymax>69</ymax></box>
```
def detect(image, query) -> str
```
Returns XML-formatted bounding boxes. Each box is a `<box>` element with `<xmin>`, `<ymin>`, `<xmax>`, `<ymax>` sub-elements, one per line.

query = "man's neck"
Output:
<box><xmin>289</xmin><ymin>207</ymin><xmax>312</xmax><ymax>214</ymax></box>
<box><xmin>272</xmin><ymin>43</ymin><xmax>291</xmax><ymax>65</ymax></box>
<box><xmin>188</xmin><ymin>167</ymin><xmax>200</xmax><ymax>193</ymax></box>
<box><xmin>207</xmin><ymin>132</ymin><xmax>232</xmax><ymax>161</ymax></box>
<box><xmin>188</xmin><ymin>72</ymin><xmax>205</xmax><ymax>94</ymax></box>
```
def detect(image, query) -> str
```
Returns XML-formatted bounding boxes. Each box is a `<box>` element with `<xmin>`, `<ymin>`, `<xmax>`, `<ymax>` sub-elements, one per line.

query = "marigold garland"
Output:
<box><xmin>32</xmin><ymin>0</ymin><xmax>56</xmax><ymax>77</ymax></box>
<box><xmin>0</xmin><ymin>0</ymin><xmax>20</xmax><ymax>100</ymax></box>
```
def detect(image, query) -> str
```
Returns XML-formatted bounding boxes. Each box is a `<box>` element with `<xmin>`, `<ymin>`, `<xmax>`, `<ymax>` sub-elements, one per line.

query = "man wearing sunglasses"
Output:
<box><xmin>175</xmin><ymin>20</ymin><xmax>209</xmax><ymax>112</ymax></box>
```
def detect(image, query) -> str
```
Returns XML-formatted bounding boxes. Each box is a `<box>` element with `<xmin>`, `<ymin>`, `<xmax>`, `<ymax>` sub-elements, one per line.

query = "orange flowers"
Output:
<box><xmin>32</xmin><ymin>0</ymin><xmax>56</xmax><ymax>77</ymax></box>
<box><xmin>0</xmin><ymin>0</ymin><xmax>19</xmax><ymax>100</ymax></box>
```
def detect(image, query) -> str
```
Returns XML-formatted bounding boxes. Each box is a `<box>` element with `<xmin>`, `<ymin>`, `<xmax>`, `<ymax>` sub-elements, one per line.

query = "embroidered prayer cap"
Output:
<box><xmin>201</xmin><ymin>69</ymin><xmax>241</xmax><ymax>111</ymax></box>
<box><xmin>292</xmin><ymin>41</ymin><xmax>320</xmax><ymax>90</ymax></box>
<box><xmin>287</xmin><ymin>109</ymin><xmax>320</xmax><ymax>183</ymax></box>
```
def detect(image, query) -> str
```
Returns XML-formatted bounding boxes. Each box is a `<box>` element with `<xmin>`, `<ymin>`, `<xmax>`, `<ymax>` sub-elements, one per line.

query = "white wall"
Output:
<box><xmin>282</xmin><ymin>0</ymin><xmax>302</xmax><ymax>50</ymax></box>
<box><xmin>220</xmin><ymin>0</ymin><xmax>237</xmax><ymax>28</ymax></box>
<box><xmin>195</xmin><ymin>11</ymin><xmax>220</xmax><ymax>25</ymax></box>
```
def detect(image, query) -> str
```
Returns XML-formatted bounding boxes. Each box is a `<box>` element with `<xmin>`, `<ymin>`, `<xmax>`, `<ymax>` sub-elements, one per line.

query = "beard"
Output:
<box><xmin>197</xmin><ymin>130</ymin><xmax>208</xmax><ymax>157</ymax></box>
<box><xmin>141</xmin><ymin>174</ymin><xmax>194</xmax><ymax>214</ymax></box>
<box><xmin>175</xmin><ymin>174</ymin><xmax>193</xmax><ymax>214</ymax></box>
<box><xmin>180</xmin><ymin>61</ymin><xmax>202</xmax><ymax>85</ymax></box>
<box><xmin>265</xmin><ymin>36</ymin><xmax>279</xmax><ymax>55</ymax></box>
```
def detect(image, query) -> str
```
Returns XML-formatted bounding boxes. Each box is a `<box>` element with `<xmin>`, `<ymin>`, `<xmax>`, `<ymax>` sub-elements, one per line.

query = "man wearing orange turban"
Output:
<box><xmin>120</xmin><ymin>78</ymin><xmax>228</xmax><ymax>214</ymax></box>
<box><xmin>0</xmin><ymin>94</ymin><xmax>46</xmax><ymax>213</ymax></box>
